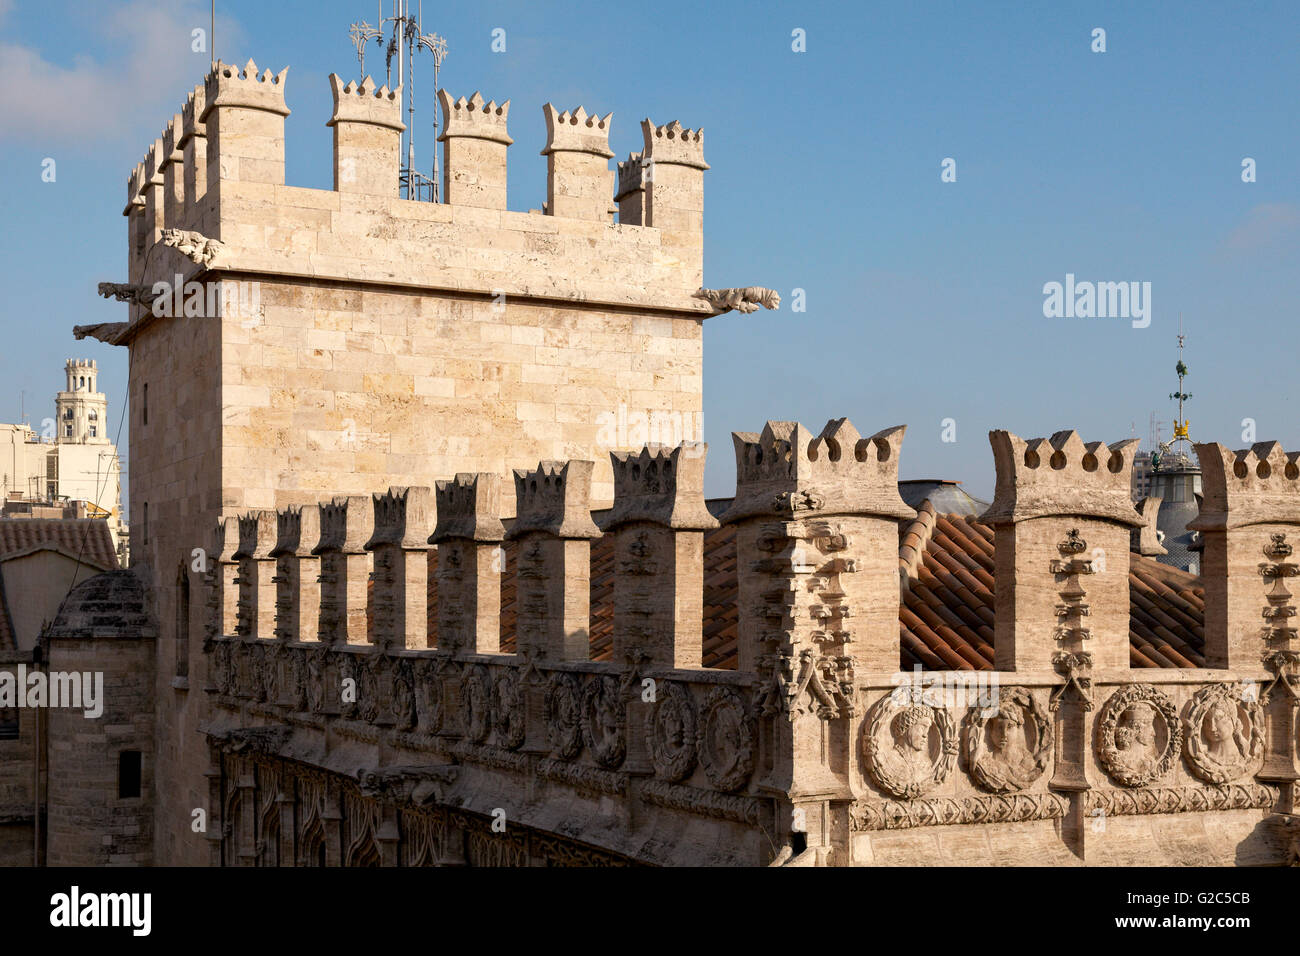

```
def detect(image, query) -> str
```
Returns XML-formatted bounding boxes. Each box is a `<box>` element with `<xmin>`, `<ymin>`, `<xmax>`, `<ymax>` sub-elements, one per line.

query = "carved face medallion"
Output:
<box><xmin>647</xmin><ymin>682</ymin><xmax>698</xmax><ymax>782</ymax></box>
<box><xmin>962</xmin><ymin>687</ymin><xmax>1052</xmax><ymax>793</ymax></box>
<box><xmin>1184</xmin><ymin>683</ymin><xmax>1264</xmax><ymax>785</ymax></box>
<box><xmin>581</xmin><ymin>675</ymin><xmax>626</xmax><ymax>769</ymax></box>
<box><xmin>863</xmin><ymin>691</ymin><xmax>957</xmax><ymax>799</ymax></box>
<box><xmin>697</xmin><ymin>687</ymin><xmax>755</xmax><ymax>793</ymax></box>
<box><xmin>1096</xmin><ymin>684</ymin><xmax>1181</xmax><ymax>788</ymax></box>
<box><xmin>545</xmin><ymin>673</ymin><xmax>583</xmax><ymax>759</ymax></box>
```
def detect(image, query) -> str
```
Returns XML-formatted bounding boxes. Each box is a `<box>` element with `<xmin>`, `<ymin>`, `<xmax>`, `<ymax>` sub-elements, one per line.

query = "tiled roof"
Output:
<box><xmin>0</xmin><ymin>519</ymin><xmax>120</xmax><ymax>650</ymax></box>
<box><xmin>0</xmin><ymin>519</ymin><xmax>119</xmax><ymax>573</ymax></box>
<box><xmin>420</xmin><ymin>499</ymin><xmax>1206</xmax><ymax>670</ymax></box>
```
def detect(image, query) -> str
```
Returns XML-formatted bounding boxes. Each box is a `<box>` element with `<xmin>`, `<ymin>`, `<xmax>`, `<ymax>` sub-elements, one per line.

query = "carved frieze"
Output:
<box><xmin>493</xmin><ymin>668</ymin><xmax>526</xmax><ymax>751</ymax></box>
<box><xmin>849</xmin><ymin>792</ymin><xmax>1069</xmax><ymax>831</ymax></box>
<box><xmin>461</xmin><ymin>665</ymin><xmax>492</xmax><ymax>743</ymax></box>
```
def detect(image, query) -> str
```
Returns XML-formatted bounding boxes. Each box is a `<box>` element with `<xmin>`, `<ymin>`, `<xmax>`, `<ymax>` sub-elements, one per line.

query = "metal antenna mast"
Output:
<box><xmin>351</xmin><ymin>1</ymin><xmax>447</xmax><ymax>202</ymax></box>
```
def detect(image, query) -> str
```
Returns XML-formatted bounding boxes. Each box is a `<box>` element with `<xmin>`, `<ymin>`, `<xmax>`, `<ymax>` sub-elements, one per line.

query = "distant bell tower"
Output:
<box><xmin>55</xmin><ymin>358</ymin><xmax>109</xmax><ymax>444</ymax></box>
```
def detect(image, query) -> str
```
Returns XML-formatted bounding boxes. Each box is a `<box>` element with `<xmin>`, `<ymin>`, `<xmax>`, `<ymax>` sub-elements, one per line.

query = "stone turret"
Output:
<box><xmin>641</xmin><ymin>119</ymin><xmax>708</xmax><ymax>286</ymax></box>
<box><xmin>541</xmin><ymin>105</ymin><xmax>614</xmax><ymax>222</ymax></box>
<box><xmin>328</xmin><ymin>75</ymin><xmax>403</xmax><ymax>196</ymax></box>
<box><xmin>982</xmin><ymin>430</ymin><xmax>1141</xmax><ymax>671</ymax></box>
<box><xmin>438</xmin><ymin>90</ymin><xmax>512</xmax><ymax>209</ymax></box>
<box><xmin>431</xmin><ymin>473</ymin><xmax>506</xmax><ymax>654</ymax></box>
<box><xmin>364</xmin><ymin>486</ymin><xmax>433</xmax><ymax>649</ymax></box>
<box><xmin>201</xmin><ymin>59</ymin><xmax>290</xmax><ymax>187</ymax></box>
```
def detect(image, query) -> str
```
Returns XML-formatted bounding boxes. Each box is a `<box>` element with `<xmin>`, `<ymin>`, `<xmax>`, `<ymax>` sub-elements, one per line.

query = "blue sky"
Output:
<box><xmin>1</xmin><ymin>0</ymin><xmax>1297</xmax><ymax>508</ymax></box>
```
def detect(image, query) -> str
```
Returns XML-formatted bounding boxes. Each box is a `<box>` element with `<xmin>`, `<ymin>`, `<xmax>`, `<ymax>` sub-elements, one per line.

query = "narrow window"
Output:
<box><xmin>143</xmin><ymin>502</ymin><xmax>149</xmax><ymax>544</ymax></box>
<box><xmin>143</xmin><ymin>383</ymin><xmax>148</xmax><ymax>425</ymax></box>
<box><xmin>176</xmin><ymin>566</ymin><xmax>190</xmax><ymax>678</ymax></box>
<box><xmin>118</xmin><ymin>751</ymin><xmax>142</xmax><ymax>798</ymax></box>
<box><xmin>89</xmin><ymin>426</ymin><xmax>97</xmax><ymax>438</ymax></box>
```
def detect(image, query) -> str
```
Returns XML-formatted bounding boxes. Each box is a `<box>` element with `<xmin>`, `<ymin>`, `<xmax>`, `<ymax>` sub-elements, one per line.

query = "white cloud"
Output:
<box><xmin>1219</xmin><ymin>202</ymin><xmax>1300</xmax><ymax>254</ymax></box>
<box><xmin>0</xmin><ymin>0</ymin><xmax>241</xmax><ymax>148</ymax></box>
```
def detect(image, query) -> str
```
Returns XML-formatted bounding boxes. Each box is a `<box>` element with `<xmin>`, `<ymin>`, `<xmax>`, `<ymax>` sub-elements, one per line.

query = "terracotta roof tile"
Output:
<box><xmin>399</xmin><ymin>499</ymin><xmax>1207</xmax><ymax>672</ymax></box>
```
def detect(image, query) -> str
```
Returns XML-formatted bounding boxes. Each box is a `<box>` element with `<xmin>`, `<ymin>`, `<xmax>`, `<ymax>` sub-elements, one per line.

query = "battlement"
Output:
<box><xmin>329</xmin><ymin>74</ymin><xmax>403</xmax><ymax>129</ymax></box>
<box><xmin>510</xmin><ymin>461</ymin><xmax>601</xmax><ymax>539</ymax></box>
<box><xmin>1192</xmin><ymin>441</ymin><xmax>1300</xmax><ymax>530</ymax></box>
<box><xmin>119</xmin><ymin>60</ymin><xmax>717</xmax><ymax>316</ymax></box>
<box><xmin>365</xmin><ymin>486</ymin><xmax>433</xmax><ymax>549</ymax></box>
<box><xmin>983</xmin><ymin>430</ymin><xmax>1142</xmax><ymax>526</ymax></box>
<box><xmin>432</xmin><ymin>474</ymin><xmax>505</xmax><ymax>542</ymax></box>
<box><xmin>201</xmin><ymin>59</ymin><xmax>290</xmax><ymax>118</ymax></box>
<box><xmin>314</xmin><ymin>496</ymin><xmax>374</xmax><ymax>555</ymax></box>
<box><xmin>602</xmin><ymin>444</ymin><xmax>717</xmax><ymax>531</ymax></box>
<box><xmin>641</xmin><ymin>119</ymin><xmax>708</xmax><ymax>170</ymax></box>
<box><xmin>724</xmin><ymin>419</ymin><xmax>912</xmax><ymax>523</ymax></box>
<box><xmin>201</xmin><ymin>420</ymin><xmax>1300</xmax><ymax>866</ymax></box>
<box><xmin>270</xmin><ymin>504</ymin><xmax>320</xmax><ymax>558</ymax></box>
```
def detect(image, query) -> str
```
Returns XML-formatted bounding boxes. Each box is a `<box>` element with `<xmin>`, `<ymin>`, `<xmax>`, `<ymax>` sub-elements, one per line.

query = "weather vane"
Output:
<box><xmin>348</xmin><ymin>1</ymin><xmax>448</xmax><ymax>202</ymax></box>
<box><xmin>1154</xmin><ymin>317</ymin><xmax>1192</xmax><ymax>471</ymax></box>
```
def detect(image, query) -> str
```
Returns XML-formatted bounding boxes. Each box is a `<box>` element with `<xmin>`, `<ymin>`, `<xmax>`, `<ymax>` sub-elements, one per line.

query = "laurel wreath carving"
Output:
<box><xmin>461</xmin><ymin>665</ymin><xmax>492</xmax><ymax>743</ymax></box>
<box><xmin>1183</xmin><ymin>683</ymin><xmax>1265</xmax><ymax>785</ymax></box>
<box><xmin>863</xmin><ymin>693</ymin><xmax>958</xmax><ymax>800</ymax></box>
<box><xmin>493</xmin><ymin>669</ymin><xmax>526</xmax><ymax>751</ymax></box>
<box><xmin>581</xmin><ymin>675</ymin><xmax>627</xmax><ymax>769</ymax></box>
<box><xmin>544</xmin><ymin>673</ymin><xmax>584</xmax><ymax>759</ymax></box>
<box><xmin>697</xmin><ymin>687</ymin><xmax>755</xmax><ymax>793</ymax></box>
<box><xmin>647</xmin><ymin>681</ymin><xmax>698</xmax><ymax>782</ymax></box>
<box><xmin>962</xmin><ymin>687</ymin><xmax>1052</xmax><ymax>793</ymax></box>
<box><xmin>1095</xmin><ymin>683</ymin><xmax>1182</xmax><ymax>788</ymax></box>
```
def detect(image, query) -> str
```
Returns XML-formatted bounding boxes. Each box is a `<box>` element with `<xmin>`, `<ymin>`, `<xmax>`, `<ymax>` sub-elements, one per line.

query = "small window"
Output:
<box><xmin>63</xmin><ymin>409</ymin><xmax>72</xmax><ymax>420</ymax></box>
<box><xmin>143</xmin><ymin>503</ymin><xmax>149</xmax><ymax>544</ymax></box>
<box><xmin>79</xmin><ymin>376</ymin><xmax>85</xmax><ymax>388</ymax></box>
<box><xmin>118</xmin><ymin>751</ymin><xmax>142</xmax><ymax>799</ymax></box>
<box><xmin>64</xmin><ymin>425</ymin><xmax>72</xmax><ymax>437</ymax></box>
<box><xmin>0</xmin><ymin>708</ymin><xmax>17</xmax><ymax>740</ymax></box>
<box><xmin>89</xmin><ymin>426</ymin><xmax>97</xmax><ymax>438</ymax></box>
<box><xmin>143</xmin><ymin>383</ymin><xmax>148</xmax><ymax>425</ymax></box>
<box><xmin>89</xmin><ymin>410</ymin><xmax>97</xmax><ymax>421</ymax></box>
<box><xmin>176</xmin><ymin>566</ymin><xmax>190</xmax><ymax>679</ymax></box>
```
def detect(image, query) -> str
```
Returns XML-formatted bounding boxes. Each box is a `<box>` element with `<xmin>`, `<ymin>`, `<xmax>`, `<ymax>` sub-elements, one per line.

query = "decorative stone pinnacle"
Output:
<box><xmin>640</xmin><ymin>118</ymin><xmax>708</xmax><ymax>170</ymax></box>
<box><xmin>364</xmin><ymin>486</ymin><xmax>433</xmax><ymax>550</ymax></box>
<box><xmin>541</xmin><ymin>104</ymin><xmax>614</xmax><ymax>158</ymax></box>
<box><xmin>313</xmin><ymin>495</ymin><xmax>375</xmax><ymax>555</ymax></box>
<box><xmin>437</xmin><ymin>89</ymin><xmax>513</xmax><ymax>145</ymax></box>
<box><xmin>509</xmin><ymin>460</ymin><xmax>601</xmax><ymax>540</ymax></box>
<box><xmin>161</xmin><ymin>114</ymin><xmax>183</xmax><ymax>165</ymax></box>
<box><xmin>201</xmin><ymin>59</ymin><xmax>290</xmax><ymax>120</ymax></box>
<box><xmin>721</xmin><ymin>419</ymin><xmax>913</xmax><ymax>524</ymax></box>
<box><xmin>981</xmin><ymin>430</ymin><xmax>1142</xmax><ymax>527</ymax></box>
<box><xmin>233</xmin><ymin>510</ymin><xmax>277</xmax><ymax>560</ymax></box>
<box><xmin>269</xmin><ymin>505</ymin><xmax>321</xmax><ymax>558</ymax></box>
<box><xmin>328</xmin><ymin>73</ymin><xmax>404</xmax><ymax>131</ymax></box>
<box><xmin>599</xmin><ymin>444</ymin><xmax>718</xmax><ymax>532</ymax></box>
<box><xmin>1189</xmin><ymin>441</ymin><xmax>1300</xmax><ymax>531</ymax></box>
<box><xmin>431</xmin><ymin>473</ymin><xmax>506</xmax><ymax>543</ymax></box>
<box><xmin>123</xmin><ymin>162</ymin><xmax>146</xmax><ymax>215</ymax></box>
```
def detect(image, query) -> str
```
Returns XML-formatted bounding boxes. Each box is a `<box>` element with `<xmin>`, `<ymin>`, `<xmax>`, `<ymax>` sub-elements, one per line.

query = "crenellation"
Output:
<box><xmin>431</xmin><ymin>473</ymin><xmax>505</xmax><ymax>655</ymax></box>
<box><xmin>328</xmin><ymin>74</ymin><xmax>403</xmax><ymax>196</ymax></box>
<box><xmin>982</xmin><ymin>430</ymin><xmax>1140</xmax><ymax>671</ymax></box>
<box><xmin>313</xmin><ymin>496</ymin><xmax>374</xmax><ymax>645</ymax></box>
<box><xmin>599</xmin><ymin>444</ymin><xmax>717</xmax><ymax>670</ymax></box>
<box><xmin>1190</xmin><ymin>440</ymin><xmax>1300</xmax><ymax>668</ymax></box>
<box><xmin>364</xmin><ymin>486</ymin><xmax>433</xmax><ymax>649</ymax></box>
<box><xmin>269</xmin><ymin>504</ymin><xmax>322</xmax><ymax>643</ymax></box>
<box><xmin>201</xmin><ymin>59</ymin><xmax>290</xmax><ymax>187</ymax></box>
<box><xmin>640</xmin><ymin>119</ymin><xmax>708</xmax><ymax>285</ymax></box>
<box><xmin>233</xmin><ymin>510</ymin><xmax>278</xmax><ymax>640</ymax></box>
<box><xmin>179</xmin><ymin>85</ymin><xmax>208</xmax><ymax>217</ymax></box>
<box><xmin>438</xmin><ymin>90</ymin><xmax>512</xmax><ymax>210</ymax></box>
<box><xmin>614</xmin><ymin>151</ymin><xmax>646</xmax><ymax>225</ymax></box>
<box><xmin>542</xmin><ymin>104</ymin><xmax>614</xmax><ymax>222</ymax></box>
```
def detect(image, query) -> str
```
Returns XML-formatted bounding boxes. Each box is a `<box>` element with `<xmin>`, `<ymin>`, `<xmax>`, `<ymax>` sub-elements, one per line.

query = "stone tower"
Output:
<box><xmin>55</xmin><ymin>359</ymin><xmax>109</xmax><ymax>444</ymax></box>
